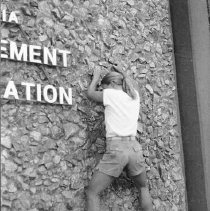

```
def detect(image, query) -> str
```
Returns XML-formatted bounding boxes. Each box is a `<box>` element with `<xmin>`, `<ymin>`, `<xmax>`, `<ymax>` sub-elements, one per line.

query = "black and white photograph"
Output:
<box><xmin>1</xmin><ymin>0</ymin><xmax>210</xmax><ymax>210</ymax></box>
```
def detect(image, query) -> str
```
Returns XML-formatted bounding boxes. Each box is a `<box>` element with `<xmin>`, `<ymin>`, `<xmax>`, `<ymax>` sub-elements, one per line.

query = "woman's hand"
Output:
<box><xmin>93</xmin><ymin>68</ymin><xmax>103</xmax><ymax>81</ymax></box>
<box><xmin>87</xmin><ymin>68</ymin><xmax>104</xmax><ymax>103</ymax></box>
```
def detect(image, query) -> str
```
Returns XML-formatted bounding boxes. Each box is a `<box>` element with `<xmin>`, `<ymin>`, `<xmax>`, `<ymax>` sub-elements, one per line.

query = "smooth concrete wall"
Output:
<box><xmin>169</xmin><ymin>0</ymin><xmax>210</xmax><ymax>210</ymax></box>
<box><xmin>188</xmin><ymin>0</ymin><xmax>210</xmax><ymax>210</ymax></box>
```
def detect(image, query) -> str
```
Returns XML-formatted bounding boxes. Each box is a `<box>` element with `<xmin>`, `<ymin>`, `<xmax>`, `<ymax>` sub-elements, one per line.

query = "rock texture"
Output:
<box><xmin>1</xmin><ymin>0</ymin><xmax>186</xmax><ymax>210</ymax></box>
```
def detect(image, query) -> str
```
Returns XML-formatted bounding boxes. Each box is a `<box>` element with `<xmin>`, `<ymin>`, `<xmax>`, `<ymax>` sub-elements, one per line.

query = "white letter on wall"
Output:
<box><xmin>21</xmin><ymin>82</ymin><xmax>35</xmax><ymax>101</ymax></box>
<box><xmin>58</xmin><ymin>50</ymin><xmax>70</xmax><ymax>67</ymax></box>
<box><xmin>3</xmin><ymin>81</ymin><xmax>19</xmax><ymax>99</ymax></box>
<box><xmin>10</xmin><ymin>41</ymin><xmax>28</xmax><ymax>61</ymax></box>
<box><xmin>59</xmin><ymin>87</ymin><xmax>72</xmax><ymax>105</ymax></box>
<box><xmin>8</xmin><ymin>11</ymin><xmax>18</xmax><ymax>23</ymax></box>
<box><xmin>29</xmin><ymin>45</ymin><xmax>42</xmax><ymax>64</ymax></box>
<box><xmin>1</xmin><ymin>40</ymin><xmax>8</xmax><ymax>58</ymax></box>
<box><xmin>43</xmin><ymin>47</ymin><xmax>57</xmax><ymax>66</ymax></box>
<box><xmin>2</xmin><ymin>9</ymin><xmax>7</xmax><ymax>21</ymax></box>
<box><xmin>43</xmin><ymin>85</ymin><xmax>57</xmax><ymax>103</ymax></box>
<box><xmin>37</xmin><ymin>84</ymin><xmax>42</xmax><ymax>101</ymax></box>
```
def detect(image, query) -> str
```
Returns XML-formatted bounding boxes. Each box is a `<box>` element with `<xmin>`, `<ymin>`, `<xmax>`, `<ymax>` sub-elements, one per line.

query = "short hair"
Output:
<box><xmin>101</xmin><ymin>69</ymin><xmax>137</xmax><ymax>99</ymax></box>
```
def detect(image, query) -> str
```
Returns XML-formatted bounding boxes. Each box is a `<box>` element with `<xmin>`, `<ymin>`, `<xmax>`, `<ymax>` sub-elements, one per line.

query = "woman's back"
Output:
<box><xmin>103</xmin><ymin>88</ymin><xmax>140</xmax><ymax>138</ymax></box>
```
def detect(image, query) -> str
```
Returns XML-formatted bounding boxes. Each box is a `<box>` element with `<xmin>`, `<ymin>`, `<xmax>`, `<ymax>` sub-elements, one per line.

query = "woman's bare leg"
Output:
<box><xmin>132</xmin><ymin>171</ymin><xmax>153</xmax><ymax>211</ymax></box>
<box><xmin>86</xmin><ymin>170</ymin><xmax>114</xmax><ymax>211</ymax></box>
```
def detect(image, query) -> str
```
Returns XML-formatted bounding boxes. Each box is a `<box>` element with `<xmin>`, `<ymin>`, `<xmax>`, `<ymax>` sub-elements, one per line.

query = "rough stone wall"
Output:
<box><xmin>1</xmin><ymin>0</ymin><xmax>186</xmax><ymax>211</ymax></box>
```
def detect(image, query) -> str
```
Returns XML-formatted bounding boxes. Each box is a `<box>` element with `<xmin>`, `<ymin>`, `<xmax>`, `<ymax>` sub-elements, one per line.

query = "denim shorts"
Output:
<box><xmin>96</xmin><ymin>136</ymin><xmax>145</xmax><ymax>177</ymax></box>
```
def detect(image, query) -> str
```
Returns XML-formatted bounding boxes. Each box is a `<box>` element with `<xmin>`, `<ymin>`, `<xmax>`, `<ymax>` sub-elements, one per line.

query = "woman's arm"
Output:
<box><xmin>87</xmin><ymin>69</ymin><xmax>103</xmax><ymax>103</ymax></box>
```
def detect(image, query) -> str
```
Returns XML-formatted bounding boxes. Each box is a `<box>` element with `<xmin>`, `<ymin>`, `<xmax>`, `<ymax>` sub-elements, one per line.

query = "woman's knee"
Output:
<box><xmin>137</xmin><ymin>179</ymin><xmax>147</xmax><ymax>188</ymax></box>
<box><xmin>86</xmin><ymin>186</ymin><xmax>99</xmax><ymax>198</ymax></box>
<box><xmin>133</xmin><ymin>172</ymin><xmax>147</xmax><ymax>188</ymax></box>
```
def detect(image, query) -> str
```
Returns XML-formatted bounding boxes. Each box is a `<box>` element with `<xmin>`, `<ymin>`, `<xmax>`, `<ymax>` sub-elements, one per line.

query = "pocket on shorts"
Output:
<box><xmin>102</xmin><ymin>145</ymin><xmax>125</xmax><ymax>164</ymax></box>
<box><xmin>105</xmin><ymin>143</ymin><xmax>124</xmax><ymax>164</ymax></box>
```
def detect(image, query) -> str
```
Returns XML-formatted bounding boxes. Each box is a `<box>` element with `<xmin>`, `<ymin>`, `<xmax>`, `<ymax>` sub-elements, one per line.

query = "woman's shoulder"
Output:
<box><xmin>135</xmin><ymin>89</ymin><xmax>140</xmax><ymax>96</ymax></box>
<box><xmin>104</xmin><ymin>88</ymin><xmax>128</xmax><ymax>99</ymax></box>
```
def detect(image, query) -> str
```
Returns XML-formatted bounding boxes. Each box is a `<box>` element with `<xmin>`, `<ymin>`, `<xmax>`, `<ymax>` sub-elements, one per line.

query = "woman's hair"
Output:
<box><xmin>101</xmin><ymin>66</ymin><xmax>137</xmax><ymax>99</ymax></box>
